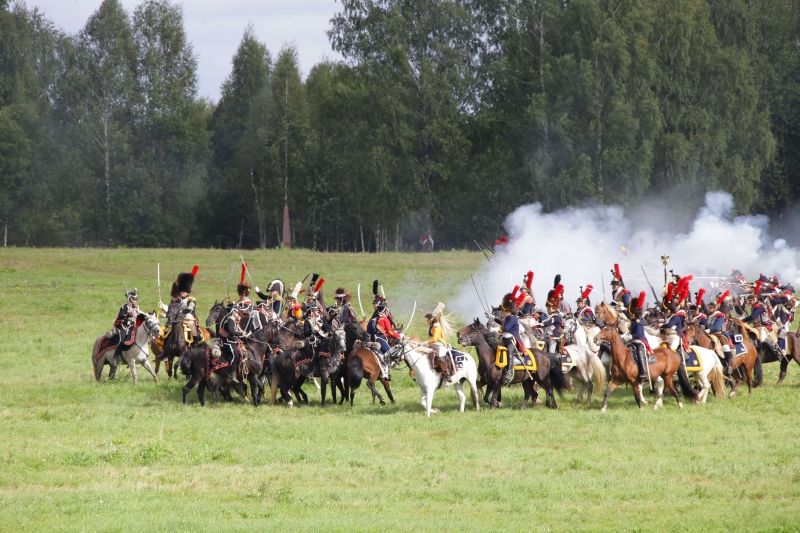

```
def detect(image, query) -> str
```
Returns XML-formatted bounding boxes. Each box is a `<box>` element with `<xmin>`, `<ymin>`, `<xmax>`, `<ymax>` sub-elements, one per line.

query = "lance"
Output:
<box><xmin>641</xmin><ymin>266</ymin><xmax>660</xmax><ymax>303</ymax></box>
<box><xmin>357</xmin><ymin>283</ymin><xmax>366</xmax><ymax>319</ymax></box>
<box><xmin>402</xmin><ymin>301</ymin><xmax>417</xmax><ymax>336</ymax></box>
<box><xmin>601</xmin><ymin>269</ymin><xmax>606</xmax><ymax>303</ymax></box>
<box><xmin>226</xmin><ymin>261</ymin><xmax>237</xmax><ymax>300</ymax></box>
<box><xmin>157</xmin><ymin>263</ymin><xmax>162</xmax><ymax>306</ymax></box>
<box><xmin>380</xmin><ymin>283</ymin><xmax>386</xmax><ymax>301</ymax></box>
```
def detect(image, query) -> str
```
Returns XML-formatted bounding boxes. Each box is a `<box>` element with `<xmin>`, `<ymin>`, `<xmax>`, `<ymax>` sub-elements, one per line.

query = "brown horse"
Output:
<box><xmin>594</xmin><ymin>326</ymin><xmax>698</xmax><ymax>411</ymax></box>
<box><xmin>684</xmin><ymin>321</ymin><xmax>762</xmax><ymax>397</ymax></box>
<box><xmin>457</xmin><ymin>319</ymin><xmax>568</xmax><ymax>409</ymax></box>
<box><xmin>767</xmin><ymin>327</ymin><xmax>800</xmax><ymax>385</ymax></box>
<box><xmin>346</xmin><ymin>345</ymin><xmax>396</xmax><ymax>406</ymax></box>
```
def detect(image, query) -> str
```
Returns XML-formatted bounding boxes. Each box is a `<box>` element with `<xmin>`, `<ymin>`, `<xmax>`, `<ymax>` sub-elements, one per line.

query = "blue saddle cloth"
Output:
<box><xmin>561</xmin><ymin>352</ymin><xmax>573</xmax><ymax>365</ymax></box>
<box><xmin>734</xmin><ymin>342</ymin><xmax>747</xmax><ymax>356</ymax></box>
<box><xmin>450</xmin><ymin>350</ymin><xmax>468</xmax><ymax>370</ymax></box>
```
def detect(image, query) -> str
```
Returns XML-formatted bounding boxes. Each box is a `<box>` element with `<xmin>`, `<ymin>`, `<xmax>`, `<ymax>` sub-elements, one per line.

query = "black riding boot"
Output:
<box><xmin>503</xmin><ymin>345</ymin><xmax>515</xmax><ymax>383</ymax></box>
<box><xmin>723</xmin><ymin>349</ymin><xmax>733</xmax><ymax>375</ymax></box>
<box><xmin>229</xmin><ymin>353</ymin><xmax>240</xmax><ymax>384</ymax></box>
<box><xmin>635</xmin><ymin>344</ymin><xmax>649</xmax><ymax>383</ymax></box>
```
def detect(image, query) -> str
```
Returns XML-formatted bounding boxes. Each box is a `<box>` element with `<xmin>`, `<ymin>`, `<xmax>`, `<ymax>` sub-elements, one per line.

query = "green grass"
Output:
<box><xmin>1</xmin><ymin>248</ymin><xmax>800</xmax><ymax>532</ymax></box>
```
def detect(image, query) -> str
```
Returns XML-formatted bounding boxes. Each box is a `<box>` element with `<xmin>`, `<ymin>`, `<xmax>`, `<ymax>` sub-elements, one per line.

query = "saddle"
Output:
<box><xmin>628</xmin><ymin>344</ymin><xmax>656</xmax><ymax>366</ymax></box>
<box><xmin>494</xmin><ymin>346</ymin><xmax>537</xmax><ymax>372</ymax></box>
<box><xmin>206</xmin><ymin>346</ymin><xmax>231</xmax><ymax>380</ymax></box>
<box><xmin>683</xmin><ymin>346</ymin><xmax>703</xmax><ymax>372</ymax></box>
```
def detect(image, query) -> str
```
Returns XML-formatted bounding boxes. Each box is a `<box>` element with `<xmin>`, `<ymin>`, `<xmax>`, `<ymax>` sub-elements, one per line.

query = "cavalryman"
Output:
<box><xmin>236</xmin><ymin>263</ymin><xmax>260</xmax><ymax>333</ymax></box>
<box><xmin>610</xmin><ymin>264</ymin><xmax>631</xmax><ymax>317</ymax></box>
<box><xmin>576</xmin><ymin>285</ymin><xmax>595</xmax><ymax>326</ymax></box>
<box><xmin>770</xmin><ymin>284</ymin><xmax>795</xmax><ymax>357</ymax></box>
<box><xmin>519</xmin><ymin>271</ymin><xmax>536</xmax><ymax>317</ymax></box>
<box><xmin>690</xmin><ymin>289</ymin><xmax>707</xmax><ymax>327</ymax></box>
<box><xmin>330</xmin><ymin>287</ymin><xmax>357</xmax><ymax>325</ymax></box>
<box><xmin>305</xmin><ymin>274</ymin><xmax>326</xmax><ymax>315</ymax></box>
<box><xmin>171</xmin><ymin>266</ymin><xmax>200</xmax><ymax>346</ymax></box>
<box><xmin>629</xmin><ymin>291</ymin><xmax>651</xmax><ymax>384</ymax></box>
<box><xmin>367</xmin><ymin>299</ymin><xmax>401</xmax><ymax>380</ymax></box>
<box><xmin>742</xmin><ymin>280</ymin><xmax>779</xmax><ymax>354</ymax></box>
<box><xmin>112</xmin><ymin>289</ymin><xmax>140</xmax><ymax>361</ymax></box>
<box><xmin>498</xmin><ymin>295</ymin><xmax>524</xmax><ymax>383</ymax></box>
<box><xmin>285</xmin><ymin>282</ymin><xmax>303</xmax><ymax>321</ymax></box>
<box><xmin>220</xmin><ymin>302</ymin><xmax>249</xmax><ymax>384</ymax></box>
<box><xmin>539</xmin><ymin>277</ymin><xmax>564</xmax><ymax>354</ymax></box>
<box><xmin>255</xmin><ymin>279</ymin><xmax>284</xmax><ymax>321</ymax></box>
<box><xmin>425</xmin><ymin>302</ymin><xmax>455</xmax><ymax>382</ymax></box>
<box><xmin>707</xmin><ymin>291</ymin><xmax>734</xmax><ymax>375</ymax></box>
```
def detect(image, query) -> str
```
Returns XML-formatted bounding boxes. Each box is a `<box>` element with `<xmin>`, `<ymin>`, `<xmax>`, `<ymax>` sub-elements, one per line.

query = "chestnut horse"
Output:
<box><xmin>457</xmin><ymin>319</ymin><xmax>568</xmax><ymax>409</ymax></box>
<box><xmin>683</xmin><ymin>321</ymin><xmax>762</xmax><ymax>397</ymax></box>
<box><xmin>594</xmin><ymin>327</ymin><xmax>698</xmax><ymax>411</ymax></box>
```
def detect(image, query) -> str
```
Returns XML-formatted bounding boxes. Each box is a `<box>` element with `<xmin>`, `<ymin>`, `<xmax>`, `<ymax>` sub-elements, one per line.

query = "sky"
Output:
<box><xmin>27</xmin><ymin>0</ymin><xmax>344</xmax><ymax>102</ymax></box>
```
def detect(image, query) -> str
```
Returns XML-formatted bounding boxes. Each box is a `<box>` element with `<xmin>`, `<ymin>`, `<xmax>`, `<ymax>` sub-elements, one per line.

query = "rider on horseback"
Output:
<box><xmin>707</xmin><ymin>292</ymin><xmax>734</xmax><ymax>375</ymax></box>
<box><xmin>425</xmin><ymin>302</ymin><xmax>455</xmax><ymax>383</ymax></box>
<box><xmin>629</xmin><ymin>291</ymin><xmax>651</xmax><ymax>384</ymax></box>
<box><xmin>610</xmin><ymin>264</ymin><xmax>631</xmax><ymax>318</ymax></box>
<box><xmin>255</xmin><ymin>279</ymin><xmax>284</xmax><ymax>320</ymax></box>
<box><xmin>499</xmin><ymin>295</ymin><xmax>525</xmax><ymax>383</ymax></box>
<box><xmin>576</xmin><ymin>286</ymin><xmax>595</xmax><ymax>326</ymax></box>
<box><xmin>690</xmin><ymin>289</ymin><xmax>707</xmax><ymax>327</ymax></box>
<box><xmin>330</xmin><ymin>287</ymin><xmax>357</xmax><ymax>325</ymax></box>
<box><xmin>220</xmin><ymin>302</ymin><xmax>249</xmax><ymax>384</ymax></box>
<box><xmin>112</xmin><ymin>289</ymin><xmax>140</xmax><ymax>363</ymax></box>
<box><xmin>742</xmin><ymin>283</ymin><xmax>779</xmax><ymax>355</ymax></box>
<box><xmin>285</xmin><ymin>282</ymin><xmax>303</xmax><ymax>321</ymax></box>
<box><xmin>236</xmin><ymin>263</ymin><xmax>261</xmax><ymax>333</ymax></box>
<box><xmin>367</xmin><ymin>299</ymin><xmax>401</xmax><ymax>381</ymax></box>
<box><xmin>171</xmin><ymin>266</ymin><xmax>200</xmax><ymax>346</ymax></box>
<box><xmin>539</xmin><ymin>276</ymin><xmax>564</xmax><ymax>354</ymax></box>
<box><xmin>518</xmin><ymin>271</ymin><xmax>536</xmax><ymax>317</ymax></box>
<box><xmin>769</xmin><ymin>284</ymin><xmax>796</xmax><ymax>357</ymax></box>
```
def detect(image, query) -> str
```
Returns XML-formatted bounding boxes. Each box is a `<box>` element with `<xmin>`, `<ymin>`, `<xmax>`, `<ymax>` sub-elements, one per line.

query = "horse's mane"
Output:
<box><xmin>596</xmin><ymin>301</ymin><xmax>618</xmax><ymax>320</ymax></box>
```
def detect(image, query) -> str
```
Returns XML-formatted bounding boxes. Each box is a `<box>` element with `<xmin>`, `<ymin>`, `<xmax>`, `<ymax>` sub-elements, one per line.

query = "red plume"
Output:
<box><xmin>614</xmin><ymin>263</ymin><xmax>622</xmax><ymax>280</ymax></box>
<box><xmin>581</xmin><ymin>285</ymin><xmax>593</xmax><ymax>300</ymax></box>
<box><xmin>515</xmin><ymin>292</ymin><xmax>526</xmax><ymax>307</ymax></box>
<box><xmin>678</xmin><ymin>274</ymin><xmax>693</xmax><ymax>290</ymax></box>
<box><xmin>637</xmin><ymin>291</ymin><xmax>646</xmax><ymax>310</ymax></box>
<box><xmin>495</xmin><ymin>239</ymin><xmax>501</xmax><ymax>245</ymax></box>
<box><xmin>716</xmin><ymin>290</ymin><xmax>731</xmax><ymax>305</ymax></box>
<box><xmin>696</xmin><ymin>288</ymin><xmax>706</xmax><ymax>307</ymax></box>
<box><xmin>240</xmin><ymin>263</ymin><xmax>247</xmax><ymax>284</ymax></box>
<box><xmin>666</xmin><ymin>283</ymin><xmax>675</xmax><ymax>301</ymax></box>
<box><xmin>554</xmin><ymin>284</ymin><xmax>564</xmax><ymax>298</ymax></box>
<box><xmin>314</xmin><ymin>277</ymin><xmax>325</xmax><ymax>292</ymax></box>
<box><xmin>526</xmin><ymin>271</ymin><xmax>534</xmax><ymax>289</ymax></box>
<box><xmin>678</xmin><ymin>288</ymin><xmax>688</xmax><ymax>304</ymax></box>
<box><xmin>501</xmin><ymin>236</ymin><xmax>507</xmax><ymax>245</ymax></box>
<box><xmin>191</xmin><ymin>265</ymin><xmax>199</xmax><ymax>278</ymax></box>
<box><xmin>510</xmin><ymin>285</ymin><xmax>520</xmax><ymax>300</ymax></box>
<box><xmin>753</xmin><ymin>280</ymin><xmax>763</xmax><ymax>297</ymax></box>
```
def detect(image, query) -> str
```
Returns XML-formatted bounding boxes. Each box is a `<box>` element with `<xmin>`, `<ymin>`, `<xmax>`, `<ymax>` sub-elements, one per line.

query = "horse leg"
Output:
<box><xmin>94</xmin><ymin>356</ymin><xmax>103</xmax><ymax>381</ymax></box>
<box><xmin>380</xmin><ymin>379</ymin><xmax>395</xmax><ymax>404</ymax></box>
<box><xmin>141</xmin><ymin>358</ymin><xmax>159</xmax><ymax>384</ymax></box>
<box><xmin>128</xmin><ymin>358</ymin><xmax>138</xmax><ymax>385</ymax></box>
<box><xmin>520</xmin><ymin>380</ymin><xmax>531</xmax><ymax>409</ymax></box>
<box><xmin>249</xmin><ymin>374</ymin><xmax>259</xmax><ymax>407</ymax></box>
<box><xmin>270</xmin><ymin>373</ymin><xmax>280</xmax><ymax>404</ymax></box>
<box><xmin>424</xmin><ymin>383</ymin><xmax>435</xmax><ymax>416</ymax></box>
<box><xmin>182</xmin><ymin>375</ymin><xmax>201</xmax><ymax>405</ymax></box>
<box><xmin>109</xmin><ymin>359</ymin><xmax>118</xmax><ymax>380</ymax></box>
<box><xmin>664</xmin><ymin>375</ymin><xmax>682</xmax><ymax>409</ymax></box>
<box><xmin>777</xmin><ymin>356</ymin><xmax>790</xmax><ymax>385</ymax></box>
<box><xmin>600</xmin><ymin>380</ymin><xmax>621</xmax><ymax>412</ymax></box>
<box><xmin>197</xmin><ymin>379</ymin><xmax>207</xmax><ymax>407</ymax></box>
<box><xmin>320</xmin><ymin>377</ymin><xmax>329</xmax><ymax>407</ymax></box>
<box><xmin>468</xmin><ymin>377</ymin><xmax>481</xmax><ymax>411</ymax></box>
<box><xmin>366</xmin><ymin>376</ymin><xmax>386</xmax><ymax>406</ymax></box>
<box><xmin>542</xmin><ymin>378</ymin><xmax>557</xmax><ymax>409</ymax></box>
<box><xmin>633</xmin><ymin>382</ymin><xmax>643</xmax><ymax>409</ymax></box>
<box><xmin>454</xmin><ymin>382</ymin><xmax>466</xmax><ymax>413</ymax></box>
<box><xmin>697</xmin><ymin>372</ymin><xmax>710</xmax><ymax>404</ymax></box>
<box><xmin>154</xmin><ymin>359</ymin><xmax>161</xmax><ymax>376</ymax></box>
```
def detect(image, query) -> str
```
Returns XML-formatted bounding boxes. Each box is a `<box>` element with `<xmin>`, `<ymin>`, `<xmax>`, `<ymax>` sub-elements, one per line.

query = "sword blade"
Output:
<box><xmin>357</xmin><ymin>284</ymin><xmax>366</xmax><ymax>319</ymax></box>
<box><xmin>402</xmin><ymin>301</ymin><xmax>417</xmax><ymax>336</ymax></box>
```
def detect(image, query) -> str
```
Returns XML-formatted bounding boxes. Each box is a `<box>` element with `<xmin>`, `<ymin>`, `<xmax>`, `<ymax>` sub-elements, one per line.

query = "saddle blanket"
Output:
<box><xmin>451</xmin><ymin>350</ymin><xmax>468</xmax><ymax>370</ymax></box>
<box><xmin>629</xmin><ymin>349</ymin><xmax>656</xmax><ymax>366</ymax></box>
<box><xmin>206</xmin><ymin>356</ymin><xmax>231</xmax><ymax>381</ymax></box>
<box><xmin>734</xmin><ymin>342</ymin><xmax>747</xmax><ymax>356</ymax></box>
<box><xmin>684</xmin><ymin>346</ymin><xmax>703</xmax><ymax>373</ymax></box>
<box><xmin>495</xmin><ymin>346</ymin><xmax>537</xmax><ymax>372</ymax></box>
<box><xmin>561</xmin><ymin>351</ymin><xmax>573</xmax><ymax>366</ymax></box>
<box><xmin>95</xmin><ymin>320</ymin><xmax>141</xmax><ymax>360</ymax></box>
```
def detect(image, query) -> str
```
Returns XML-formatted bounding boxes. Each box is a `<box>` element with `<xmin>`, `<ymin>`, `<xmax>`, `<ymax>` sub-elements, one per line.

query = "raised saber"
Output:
<box><xmin>357</xmin><ymin>283</ymin><xmax>366</xmax><ymax>319</ymax></box>
<box><xmin>601</xmin><ymin>269</ymin><xmax>606</xmax><ymax>303</ymax></box>
<box><xmin>471</xmin><ymin>275</ymin><xmax>488</xmax><ymax>314</ymax></box>
<box><xmin>240</xmin><ymin>255</ymin><xmax>256</xmax><ymax>286</ymax></box>
<box><xmin>402</xmin><ymin>301</ymin><xmax>416</xmax><ymax>336</ymax></box>
<box><xmin>157</xmin><ymin>263</ymin><xmax>162</xmax><ymax>305</ymax></box>
<box><xmin>641</xmin><ymin>265</ymin><xmax>660</xmax><ymax>303</ymax></box>
<box><xmin>226</xmin><ymin>261</ymin><xmax>237</xmax><ymax>300</ymax></box>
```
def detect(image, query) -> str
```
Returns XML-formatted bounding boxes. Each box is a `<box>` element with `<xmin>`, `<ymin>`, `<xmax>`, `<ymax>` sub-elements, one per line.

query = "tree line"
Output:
<box><xmin>1</xmin><ymin>0</ymin><xmax>798</xmax><ymax>250</ymax></box>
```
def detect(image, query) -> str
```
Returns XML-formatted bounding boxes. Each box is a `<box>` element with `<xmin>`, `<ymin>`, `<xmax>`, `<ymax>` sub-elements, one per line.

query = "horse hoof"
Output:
<box><xmin>380</xmin><ymin>401</ymin><xmax>386</xmax><ymax>406</ymax></box>
<box><xmin>600</xmin><ymin>407</ymin><xmax>606</xmax><ymax>413</ymax></box>
<box><xmin>677</xmin><ymin>402</ymin><xmax>683</xmax><ymax>409</ymax></box>
<box><xmin>431</xmin><ymin>408</ymin><xmax>440</xmax><ymax>413</ymax></box>
<box><xmin>728</xmin><ymin>392</ymin><xmax>736</xmax><ymax>399</ymax></box>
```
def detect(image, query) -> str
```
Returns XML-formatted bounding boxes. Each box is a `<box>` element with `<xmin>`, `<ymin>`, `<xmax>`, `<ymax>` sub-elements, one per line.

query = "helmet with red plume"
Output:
<box><xmin>695</xmin><ymin>288</ymin><xmax>706</xmax><ymax>308</ymax></box>
<box><xmin>716</xmin><ymin>290</ymin><xmax>731</xmax><ymax>306</ymax></box>
<box><xmin>510</xmin><ymin>285</ymin><xmax>520</xmax><ymax>301</ymax></box>
<box><xmin>524</xmin><ymin>271</ymin><xmax>534</xmax><ymax>290</ymax></box>
<box><xmin>237</xmin><ymin>262</ymin><xmax>252</xmax><ymax>296</ymax></box>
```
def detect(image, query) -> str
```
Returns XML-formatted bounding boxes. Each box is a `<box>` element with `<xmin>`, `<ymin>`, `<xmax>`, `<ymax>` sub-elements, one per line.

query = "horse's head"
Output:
<box><xmin>593</xmin><ymin>326</ymin><xmax>617</xmax><ymax>344</ymax></box>
<box><xmin>166</xmin><ymin>300</ymin><xmax>183</xmax><ymax>322</ymax></box>
<box><xmin>206</xmin><ymin>300</ymin><xmax>226</xmax><ymax>327</ymax></box>
<box><xmin>457</xmin><ymin>318</ymin><xmax>484</xmax><ymax>347</ymax></box>
<box><xmin>594</xmin><ymin>302</ymin><xmax>618</xmax><ymax>325</ymax></box>
<box><xmin>141</xmin><ymin>313</ymin><xmax>161</xmax><ymax>337</ymax></box>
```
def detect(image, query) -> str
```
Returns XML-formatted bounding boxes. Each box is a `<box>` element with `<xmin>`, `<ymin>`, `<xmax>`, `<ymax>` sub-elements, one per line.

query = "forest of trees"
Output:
<box><xmin>1</xmin><ymin>0</ymin><xmax>799</xmax><ymax>250</ymax></box>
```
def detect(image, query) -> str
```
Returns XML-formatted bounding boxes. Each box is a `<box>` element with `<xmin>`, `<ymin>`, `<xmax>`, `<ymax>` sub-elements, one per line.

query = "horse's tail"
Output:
<box><xmin>547</xmin><ymin>353</ymin><xmax>568</xmax><ymax>396</ymax></box>
<box><xmin>754</xmin><ymin>349</ymin><xmax>764</xmax><ymax>388</ymax></box>
<box><xmin>348</xmin><ymin>352</ymin><xmax>363</xmax><ymax>391</ymax></box>
<box><xmin>710</xmin><ymin>354</ymin><xmax>726</xmax><ymax>400</ymax></box>
<box><xmin>179</xmin><ymin>350</ymin><xmax>193</xmax><ymax>377</ymax></box>
<box><xmin>588</xmin><ymin>349</ymin><xmax>606</xmax><ymax>400</ymax></box>
<box><xmin>676</xmin><ymin>358</ymin><xmax>699</xmax><ymax>402</ymax></box>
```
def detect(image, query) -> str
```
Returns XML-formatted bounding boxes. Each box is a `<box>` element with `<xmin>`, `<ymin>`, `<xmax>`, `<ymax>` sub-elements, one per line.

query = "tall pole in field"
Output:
<box><xmin>282</xmin><ymin>75</ymin><xmax>292</xmax><ymax>249</ymax></box>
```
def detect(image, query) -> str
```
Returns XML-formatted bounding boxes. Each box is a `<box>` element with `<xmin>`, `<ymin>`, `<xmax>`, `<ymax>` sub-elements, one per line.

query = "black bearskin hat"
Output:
<box><xmin>177</xmin><ymin>266</ymin><xmax>199</xmax><ymax>295</ymax></box>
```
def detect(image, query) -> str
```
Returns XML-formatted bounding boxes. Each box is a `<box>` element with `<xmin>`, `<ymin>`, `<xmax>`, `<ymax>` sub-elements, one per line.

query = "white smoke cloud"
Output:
<box><xmin>453</xmin><ymin>191</ymin><xmax>800</xmax><ymax>318</ymax></box>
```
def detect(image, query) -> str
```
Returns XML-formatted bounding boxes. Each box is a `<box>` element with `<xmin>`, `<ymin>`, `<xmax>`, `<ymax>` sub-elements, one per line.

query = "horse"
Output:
<box><xmin>562</xmin><ymin>318</ymin><xmax>607</xmax><ymax>403</ymax></box>
<box><xmin>339</xmin><ymin>320</ymin><xmax>371</xmax><ymax>404</ymax></box>
<box><xmin>155</xmin><ymin>300</ymin><xmax>211</xmax><ymax>379</ymax></box>
<box><xmin>271</xmin><ymin>329</ymin><xmax>344</xmax><ymax>407</ymax></box>
<box><xmin>684</xmin><ymin>321</ymin><xmax>762</xmax><ymax>397</ymax></box>
<box><xmin>346</xmin><ymin>343</ymin><xmax>397</xmax><ymax>407</ymax></box>
<box><xmin>91</xmin><ymin>313</ymin><xmax>161</xmax><ymax>384</ymax></box>
<box><xmin>179</xmin><ymin>341</ymin><xmax>264</xmax><ymax>407</ymax></box>
<box><xmin>457</xmin><ymin>319</ymin><xmax>568</xmax><ymax>409</ymax></box>
<box><xmin>767</xmin><ymin>327</ymin><xmax>800</xmax><ymax>385</ymax></box>
<box><xmin>594</xmin><ymin>326</ymin><xmax>698</xmax><ymax>411</ymax></box>
<box><xmin>389</xmin><ymin>340</ymin><xmax>480</xmax><ymax>416</ymax></box>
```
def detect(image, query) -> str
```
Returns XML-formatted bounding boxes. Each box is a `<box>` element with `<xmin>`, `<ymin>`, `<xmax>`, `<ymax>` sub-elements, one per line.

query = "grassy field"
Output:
<box><xmin>1</xmin><ymin>248</ymin><xmax>800</xmax><ymax>532</ymax></box>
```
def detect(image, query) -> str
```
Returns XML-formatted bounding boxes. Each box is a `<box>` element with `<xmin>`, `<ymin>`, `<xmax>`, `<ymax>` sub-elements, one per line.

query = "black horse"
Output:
<box><xmin>180</xmin><ymin>341</ymin><xmax>264</xmax><ymax>407</ymax></box>
<box><xmin>271</xmin><ymin>327</ymin><xmax>344</xmax><ymax>407</ymax></box>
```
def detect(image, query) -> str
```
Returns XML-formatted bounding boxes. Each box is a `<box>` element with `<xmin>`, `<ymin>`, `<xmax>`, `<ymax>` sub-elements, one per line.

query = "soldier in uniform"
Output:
<box><xmin>235</xmin><ymin>263</ymin><xmax>260</xmax><ymax>333</ymax></box>
<box><xmin>770</xmin><ymin>284</ymin><xmax>796</xmax><ymax>357</ymax></box>
<box><xmin>690</xmin><ymin>289</ymin><xmax>707</xmax><ymax>327</ymax></box>
<box><xmin>742</xmin><ymin>282</ymin><xmax>779</xmax><ymax>354</ymax></box>
<box><xmin>255</xmin><ymin>279</ymin><xmax>284</xmax><ymax>322</ymax></box>
<box><xmin>171</xmin><ymin>266</ymin><xmax>200</xmax><ymax>346</ymax></box>
<box><xmin>518</xmin><ymin>271</ymin><xmax>536</xmax><ymax>317</ymax></box>
<box><xmin>285</xmin><ymin>282</ymin><xmax>304</xmax><ymax>321</ymax></box>
<box><xmin>629</xmin><ymin>291</ymin><xmax>651</xmax><ymax>384</ymax></box>
<box><xmin>330</xmin><ymin>287</ymin><xmax>357</xmax><ymax>325</ymax></box>
<box><xmin>707</xmin><ymin>292</ymin><xmax>734</xmax><ymax>375</ymax></box>
<box><xmin>498</xmin><ymin>296</ymin><xmax>525</xmax><ymax>383</ymax></box>
<box><xmin>112</xmin><ymin>289</ymin><xmax>141</xmax><ymax>362</ymax></box>
<box><xmin>425</xmin><ymin>302</ymin><xmax>455</xmax><ymax>382</ymax></box>
<box><xmin>575</xmin><ymin>285</ymin><xmax>598</xmax><ymax>350</ymax></box>
<box><xmin>609</xmin><ymin>264</ymin><xmax>631</xmax><ymax>331</ymax></box>
<box><xmin>539</xmin><ymin>277</ymin><xmax>564</xmax><ymax>354</ymax></box>
<box><xmin>220</xmin><ymin>302</ymin><xmax>249</xmax><ymax>384</ymax></box>
<box><xmin>367</xmin><ymin>300</ymin><xmax>401</xmax><ymax>380</ymax></box>
<box><xmin>304</xmin><ymin>274</ymin><xmax>326</xmax><ymax>315</ymax></box>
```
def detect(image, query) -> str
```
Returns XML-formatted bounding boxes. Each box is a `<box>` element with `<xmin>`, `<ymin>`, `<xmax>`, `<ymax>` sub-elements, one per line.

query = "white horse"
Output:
<box><xmin>562</xmin><ymin>319</ymin><xmax>607</xmax><ymax>403</ymax></box>
<box><xmin>92</xmin><ymin>313</ymin><xmax>161</xmax><ymax>384</ymax></box>
<box><xmin>390</xmin><ymin>341</ymin><xmax>480</xmax><ymax>417</ymax></box>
